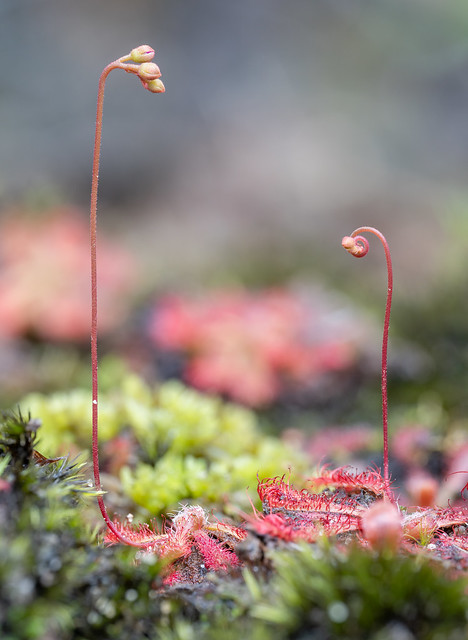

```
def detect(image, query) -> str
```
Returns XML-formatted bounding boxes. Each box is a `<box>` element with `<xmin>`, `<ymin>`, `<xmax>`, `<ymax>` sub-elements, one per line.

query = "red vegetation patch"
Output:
<box><xmin>148</xmin><ymin>288</ymin><xmax>366</xmax><ymax>406</ymax></box>
<box><xmin>254</xmin><ymin>470</ymin><xmax>468</xmax><ymax>563</ymax></box>
<box><xmin>391</xmin><ymin>424</ymin><xmax>435</xmax><ymax>467</ymax></box>
<box><xmin>105</xmin><ymin>469</ymin><xmax>468</xmax><ymax>582</ymax></box>
<box><xmin>0</xmin><ymin>208</ymin><xmax>136</xmax><ymax>341</ymax></box>
<box><xmin>284</xmin><ymin>424</ymin><xmax>377</xmax><ymax>464</ymax></box>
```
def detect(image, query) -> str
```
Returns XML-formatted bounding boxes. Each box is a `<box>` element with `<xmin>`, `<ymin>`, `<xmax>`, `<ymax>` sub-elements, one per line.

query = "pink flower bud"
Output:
<box><xmin>145</xmin><ymin>78</ymin><xmax>165</xmax><ymax>94</ymax></box>
<box><xmin>341</xmin><ymin>236</ymin><xmax>356</xmax><ymax>251</ymax></box>
<box><xmin>130</xmin><ymin>45</ymin><xmax>155</xmax><ymax>63</ymax></box>
<box><xmin>138</xmin><ymin>62</ymin><xmax>161</xmax><ymax>82</ymax></box>
<box><xmin>342</xmin><ymin>236</ymin><xmax>367</xmax><ymax>257</ymax></box>
<box><xmin>406</xmin><ymin>473</ymin><xmax>438</xmax><ymax>508</ymax></box>
<box><xmin>360</xmin><ymin>500</ymin><xmax>402</xmax><ymax>551</ymax></box>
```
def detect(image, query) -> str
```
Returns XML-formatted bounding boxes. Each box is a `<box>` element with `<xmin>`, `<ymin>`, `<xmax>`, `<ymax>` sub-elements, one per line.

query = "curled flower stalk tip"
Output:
<box><xmin>341</xmin><ymin>235</ymin><xmax>369</xmax><ymax>258</ymax></box>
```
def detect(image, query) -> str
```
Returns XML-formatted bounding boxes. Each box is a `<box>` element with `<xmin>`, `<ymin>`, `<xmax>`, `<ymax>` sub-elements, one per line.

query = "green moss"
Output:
<box><xmin>20</xmin><ymin>389</ymin><xmax>121</xmax><ymax>454</ymax></box>
<box><xmin>20</xmin><ymin>375</ymin><xmax>307</xmax><ymax>515</ymax></box>
<box><xmin>0</xmin><ymin>411</ymin><xmax>94</xmax><ymax>639</ymax></box>
<box><xmin>136</xmin><ymin>540</ymin><xmax>468</xmax><ymax>640</ymax></box>
<box><xmin>1</xmin><ymin>411</ymin><xmax>467</xmax><ymax>640</ymax></box>
<box><xmin>0</xmin><ymin>410</ymin><xmax>177</xmax><ymax>640</ymax></box>
<box><xmin>250</xmin><ymin>542</ymin><xmax>468</xmax><ymax>640</ymax></box>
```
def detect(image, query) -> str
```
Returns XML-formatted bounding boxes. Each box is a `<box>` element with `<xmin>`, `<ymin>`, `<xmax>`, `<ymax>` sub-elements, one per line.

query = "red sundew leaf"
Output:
<box><xmin>436</xmin><ymin>532</ymin><xmax>468</xmax><ymax>553</ymax></box>
<box><xmin>192</xmin><ymin>530</ymin><xmax>241</xmax><ymax>571</ymax></box>
<box><xmin>403</xmin><ymin>506</ymin><xmax>468</xmax><ymax>541</ymax></box>
<box><xmin>170</xmin><ymin>505</ymin><xmax>206</xmax><ymax>540</ymax></box>
<box><xmin>104</xmin><ymin>512</ymin><xmax>194</xmax><ymax>560</ymax></box>
<box><xmin>289</xmin><ymin>508</ymin><xmax>361</xmax><ymax>536</ymax></box>
<box><xmin>206</xmin><ymin>521</ymin><xmax>248</xmax><ymax>542</ymax></box>
<box><xmin>252</xmin><ymin>513</ymin><xmax>300</xmax><ymax>542</ymax></box>
<box><xmin>258</xmin><ymin>476</ymin><xmax>367</xmax><ymax>517</ymax></box>
<box><xmin>405</xmin><ymin>472</ymin><xmax>438</xmax><ymax>508</ymax></box>
<box><xmin>104</xmin><ymin>520</ymin><xmax>164</xmax><ymax>548</ymax></box>
<box><xmin>252</xmin><ymin>510</ymin><xmax>360</xmax><ymax>542</ymax></box>
<box><xmin>162</xmin><ymin>570</ymin><xmax>183</xmax><ymax>586</ymax></box>
<box><xmin>428</xmin><ymin>532</ymin><xmax>468</xmax><ymax>571</ymax></box>
<box><xmin>307</xmin><ymin>466</ymin><xmax>388</xmax><ymax>497</ymax></box>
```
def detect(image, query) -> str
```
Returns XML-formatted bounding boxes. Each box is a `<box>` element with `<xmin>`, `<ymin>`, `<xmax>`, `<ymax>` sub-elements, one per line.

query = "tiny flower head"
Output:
<box><xmin>144</xmin><ymin>78</ymin><xmax>165</xmax><ymax>93</ymax></box>
<box><xmin>138</xmin><ymin>62</ymin><xmax>161</xmax><ymax>82</ymax></box>
<box><xmin>130</xmin><ymin>45</ymin><xmax>155</xmax><ymax>63</ymax></box>
<box><xmin>360</xmin><ymin>500</ymin><xmax>402</xmax><ymax>552</ymax></box>
<box><xmin>406</xmin><ymin>472</ymin><xmax>438</xmax><ymax>508</ymax></box>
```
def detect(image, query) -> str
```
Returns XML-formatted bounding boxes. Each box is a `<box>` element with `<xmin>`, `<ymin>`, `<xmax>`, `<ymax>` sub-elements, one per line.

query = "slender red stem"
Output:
<box><xmin>90</xmin><ymin>52</ymin><xmax>163</xmax><ymax>547</ymax></box>
<box><xmin>342</xmin><ymin>227</ymin><xmax>393</xmax><ymax>501</ymax></box>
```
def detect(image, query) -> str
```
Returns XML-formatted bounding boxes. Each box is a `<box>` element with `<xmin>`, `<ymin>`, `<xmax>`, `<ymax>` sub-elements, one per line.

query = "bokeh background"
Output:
<box><xmin>1</xmin><ymin>0</ymin><xmax>468</xmax><ymax>422</ymax></box>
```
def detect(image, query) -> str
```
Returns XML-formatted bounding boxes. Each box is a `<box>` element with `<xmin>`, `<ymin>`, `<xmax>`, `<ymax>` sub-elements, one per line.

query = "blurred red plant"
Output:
<box><xmin>148</xmin><ymin>288</ymin><xmax>364</xmax><ymax>407</ymax></box>
<box><xmin>391</xmin><ymin>424</ymin><xmax>435</xmax><ymax>467</ymax></box>
<box><xmin>0</xmin><ymin>207</ymin><xmax>136</xmax><ymax>341</ymax></box>
<box><xmin>360</xmin><ymin>500</ymin><xmax>403</xmax><ymax>551</ymax></box>
<box><xmin>283</xmin><ymin>424</ymin><xmax>377</xmax><ymax>465</ymax></box>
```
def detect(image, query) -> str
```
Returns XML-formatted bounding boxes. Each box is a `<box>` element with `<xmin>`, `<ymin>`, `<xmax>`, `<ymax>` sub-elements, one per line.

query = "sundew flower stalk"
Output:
<box><xmin>90</xmin><ymin>46</ymin><xmax>164</xmax><ymax>546</ymax></box>
<box><xmin>250</xmin><ymin>229</ymin><xmax>468</xmax><ymax>556</ymax></box>
<box><xmin>342</xmin><ymin>227</ymin><xmax>393</xmax><ymax>501</ymax></box>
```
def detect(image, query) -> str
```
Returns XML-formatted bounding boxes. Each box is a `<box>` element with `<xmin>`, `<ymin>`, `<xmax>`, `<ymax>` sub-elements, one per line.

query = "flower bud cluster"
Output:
<box><xmin>126</xmin><ymin>45</ymin><xmax>165</xmax><ymax>93</ymax></box>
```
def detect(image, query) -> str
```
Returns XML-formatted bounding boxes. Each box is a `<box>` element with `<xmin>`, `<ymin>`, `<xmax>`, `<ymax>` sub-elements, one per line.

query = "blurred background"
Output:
<box><xmin>1</xmin><ymin>0</ymin><xmax>468</xmax><ymax>426</ymax></box>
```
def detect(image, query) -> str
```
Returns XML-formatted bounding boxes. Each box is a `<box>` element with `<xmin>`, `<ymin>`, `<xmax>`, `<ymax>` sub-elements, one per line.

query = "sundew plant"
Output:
<box><xmin>86</xmin><ymin>47</ymin><xmax>280</xmax><ymax>580</ymax></box>
<box><xmin>89</xmin><ymin>45</ymin><xmax>164</xmax><ymax>547</ymax></box>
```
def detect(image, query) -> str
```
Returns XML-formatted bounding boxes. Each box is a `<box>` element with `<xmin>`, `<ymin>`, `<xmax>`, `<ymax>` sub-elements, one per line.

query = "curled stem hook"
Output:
<box><xmin>90</xmin><ymin>47</ymin><xmax>164</xmax><ymax>547</ymax></box>
<box><xmin>342</xmin><ymin>226</ymin><xmax>393</xmax><ymax>501</ymax></box>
